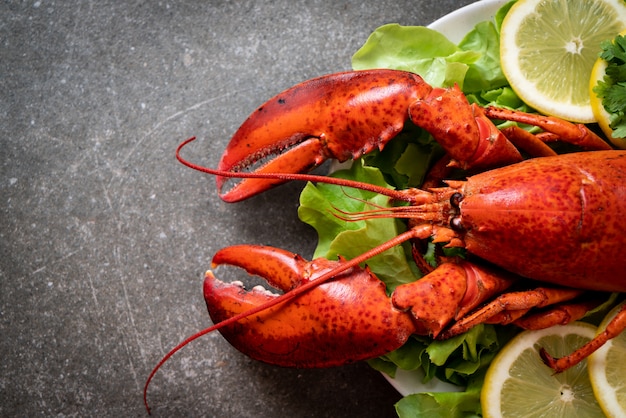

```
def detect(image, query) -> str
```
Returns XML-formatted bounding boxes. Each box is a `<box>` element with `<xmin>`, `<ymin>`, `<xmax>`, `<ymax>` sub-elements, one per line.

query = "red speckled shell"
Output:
<box><xmin>460</xmin><ymin>150</ymin><xmax>626</xmax><ymax>291</ymax></box>
<box><xmin>219</xmin><ymin>70</ymin><xmax>431</xmax><ymax>170</ymax></box>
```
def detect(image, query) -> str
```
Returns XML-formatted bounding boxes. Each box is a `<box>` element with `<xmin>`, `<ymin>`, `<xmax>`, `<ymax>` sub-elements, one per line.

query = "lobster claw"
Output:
<box><xmin>217</xmin><ymin>70</ymin><xmax>431</xmax><ymax>202</ymax></box>
<box><xmin>204</xmin><ymin>245</ymin><xmax>417</xmax><ymax>367</ymax></box>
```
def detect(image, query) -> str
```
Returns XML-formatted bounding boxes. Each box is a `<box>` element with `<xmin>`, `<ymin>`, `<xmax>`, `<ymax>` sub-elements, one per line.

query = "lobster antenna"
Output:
<box><xmin>176</xmin><ymin>137</ymin><xmax>417</xmax><ymax>203</ymax></box>
<box><xmin>143</xmin><ymin>227</ymin><xmax>422</xmax><ymax>413</ymax></box>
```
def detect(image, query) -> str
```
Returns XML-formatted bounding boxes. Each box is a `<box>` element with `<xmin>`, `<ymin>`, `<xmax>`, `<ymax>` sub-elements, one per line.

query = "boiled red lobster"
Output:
<box><xmin>144</xmin><ymin>69</ymin><xmax>626</xmax><ymax>411</ymax></box>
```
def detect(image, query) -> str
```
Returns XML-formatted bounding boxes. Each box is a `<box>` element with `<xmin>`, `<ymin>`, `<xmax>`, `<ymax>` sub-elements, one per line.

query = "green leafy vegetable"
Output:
<box><xmin>395</xmin><ymin>369</ymin><xmax>485</xmax><ymax>418</ymax></box>
<box><xmin>352</xmin><ymin>24</ymin><xmax>478</xmax><ymax>90</ymax></box>
<box><xmin>352</xmin><ymin>10</ymin><xmax>514</xmax><ymax>94</ymax></box>
<box><xmin>594</xmin><ymin>34</ymin><xmax>626</xmax><ymax>138</ymax></box>
<box><xmin>456</xmin><ymin>21</ymin><xmax>507</xmax><ymax>92</ymax></box>
<box><xmin>298</xmin><ymin>161</ymin><xmax>421</xmax><ymax>292</ymax></box>
<box><xmin>370</xmin><ymin>325</ymin><xmax>517</xmax><ymax>418</ymax></box>
<box><xmin>360</xmin><ymin>123</ymin><xmax>443</xmax><ymax>190</ymax></box>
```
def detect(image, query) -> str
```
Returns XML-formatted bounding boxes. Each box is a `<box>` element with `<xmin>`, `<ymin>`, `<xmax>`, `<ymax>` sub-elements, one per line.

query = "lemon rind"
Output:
<box><xmin>588</xmin><ymin>302</ymin><xmax>626</xmax><ymax>418</ymax></box>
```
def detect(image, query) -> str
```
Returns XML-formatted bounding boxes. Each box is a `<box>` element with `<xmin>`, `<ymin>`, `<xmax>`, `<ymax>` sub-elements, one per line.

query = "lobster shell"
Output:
<box><xmin>458</xmin><ymin>150</ymin><xmax>626</xmax><ymax>290</ymax></box>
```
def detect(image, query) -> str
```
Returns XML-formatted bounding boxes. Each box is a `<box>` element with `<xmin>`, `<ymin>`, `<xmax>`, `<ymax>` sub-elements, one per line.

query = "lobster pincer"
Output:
<box><xmin>204</xmin><ymin>244</ymin><xmax>418</xmax><ymax>367</ymax></box>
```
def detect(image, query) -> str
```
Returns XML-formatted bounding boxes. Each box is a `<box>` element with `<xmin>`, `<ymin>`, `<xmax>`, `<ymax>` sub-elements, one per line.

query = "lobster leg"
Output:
<box><xmin>511</xmin><ymin>298</ymin><xmax>607</xmax><ymax>330</ymax></box>
<box><xmin>484</xmin><ymin>107</ymin><xmax>612</xmax><ymax>151</ymax></box>
<box><xmin>541</xmin><ymin>302</ymin><xmax>626</xmax><ymax>373</ymax></box>
<box><xmin>499</xmin><ymin>125</ymin><xmax>558</xmax><ymax>158</ymax></box>
<box><xmin>440</xmin><ymin>287</ymin><xmax>587</xmax><ymax>339</ymax></box>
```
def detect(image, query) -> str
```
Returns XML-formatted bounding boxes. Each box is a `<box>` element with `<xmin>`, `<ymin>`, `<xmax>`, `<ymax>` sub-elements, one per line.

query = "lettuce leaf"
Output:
<box><xmin>298</xmin><ymin>161</ymin><xmax>421</xmax><ymax>292</ymax></box>
<box><xmin>395</xmin><ymin>368</ymin><xmax>485</xmax><ymax>418</ymax></box>
<box><xmin>352</xmin><ymin>13</ymin><xmax>512</xmax><ymax>94</ymax></box>
<box><xmin>352</xmin><ymin>24</ymin><xmax>479</xmax><ymax>90</ymax></box>
<box><xmin>456</xmin><ymin>21</ymin><xmax>507</xmax><ymax>92</ymax></box>
<box><xmin>367</xmin><ymin>325</ymin><xmax>517</xmax><ymax>417</ymax></box>
<box><xmin>360</xmin><ymin>122</ymin><xmax>444</xmax><ymax>190</ymax></box>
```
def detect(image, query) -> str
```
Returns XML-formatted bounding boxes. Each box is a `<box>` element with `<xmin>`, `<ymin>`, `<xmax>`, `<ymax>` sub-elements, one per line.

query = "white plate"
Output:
<box><xmin>428</xmin><ymin>0</ymin><xmax>510</xmax><ymax>43</ymax></box>
<box><xmin>382</xmin><ymin>0</ymin><xmax>509</xmax><ymax>397</ymax></box>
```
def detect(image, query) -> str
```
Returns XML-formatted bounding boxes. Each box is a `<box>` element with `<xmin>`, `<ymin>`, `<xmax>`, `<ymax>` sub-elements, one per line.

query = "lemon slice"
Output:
<box><xmin>481</xmin><ymin>322</ymin><xmax>604</xmax><ymax>418</ymax></box>
<box><xmin>589</xmin><ymin>31</ymin><xmax>626</xmax><ymax>149</ymax></box>
<box><xmin>588</xmin><ymin>301</ymin><xmax>626</xmax><ymax>417</ymax></box>
<box><xmin>590</xmin><ymin>58</ymin><xmax>616</xmax><ymax>137</ymax></box>
<box><xmin>500</xmin><ymin>0</ymin><xmax>626</xmax><ymax>123</ymax></box>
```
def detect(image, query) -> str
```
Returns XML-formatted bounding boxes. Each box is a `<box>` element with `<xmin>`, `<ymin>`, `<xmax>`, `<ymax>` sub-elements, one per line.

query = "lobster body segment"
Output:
<box><xmin>458</xmin><ymin>150</ymin><xmax>626</xmax><ymax>290</ymax></box>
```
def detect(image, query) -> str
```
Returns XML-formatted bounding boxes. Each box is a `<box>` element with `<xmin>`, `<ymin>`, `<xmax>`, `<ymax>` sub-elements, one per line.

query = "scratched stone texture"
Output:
<box><xmin>1</xmin><ymin>0</ymin><xmax>476</xmax><ymax>416</ymax></box>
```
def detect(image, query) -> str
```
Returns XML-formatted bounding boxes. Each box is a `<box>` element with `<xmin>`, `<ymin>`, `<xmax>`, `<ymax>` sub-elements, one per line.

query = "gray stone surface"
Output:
<box><xmin>2</xmin><ymin>0</ymin><xmax>476</xmax><ymax>416</ymax></box>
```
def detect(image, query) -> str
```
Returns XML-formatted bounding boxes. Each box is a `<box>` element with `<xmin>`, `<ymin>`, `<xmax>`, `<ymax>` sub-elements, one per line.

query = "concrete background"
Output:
<box><xmin>2</xmin><ymin>0</ymin><xmax>476</xmax><ymax>416</ymax></box>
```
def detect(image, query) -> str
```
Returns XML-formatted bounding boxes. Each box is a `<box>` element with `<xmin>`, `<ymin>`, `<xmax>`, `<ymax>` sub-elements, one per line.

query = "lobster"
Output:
<box><xmin>144</xmin><ymin>69</ymin><xmax>626</xmax><ymax>412</ymax></box>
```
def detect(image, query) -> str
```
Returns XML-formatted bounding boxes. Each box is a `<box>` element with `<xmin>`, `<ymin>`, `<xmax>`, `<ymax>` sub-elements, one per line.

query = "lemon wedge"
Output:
<box><xmin>590</xmin><ymin>31</ymin><xmax>626</xmax><ymax>149</ymax></box>
<box><xmin>590</xmin><ymin>58</ymin><xmax>616</xmax><ymax>137</ymax></box>
<box><xmin>481</xmin><ymin>322</ymin><xmax>604</xmax><ymax>418</ymax></box>
<box><xmin>588</xmin><ymin>301</ymin><xmax>626</xmax><ymax>418</ymax></box>
<box><xmin>500</xmin><ymin>0</ymin><xmax>626</xmax><ymax>123</ymax></box>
